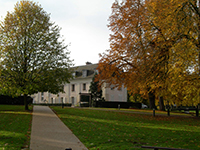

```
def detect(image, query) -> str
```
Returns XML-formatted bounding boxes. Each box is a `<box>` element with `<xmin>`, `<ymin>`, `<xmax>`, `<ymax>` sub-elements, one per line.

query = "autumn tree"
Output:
<box><xmin>148</xmin><ymin>0</ymin><xmax>200</xmax><ymax>106</ymax></box>
<box><xmin>97</xmin><ymin>0</ymin><xmax>200</xmax><ymax>109</ymax></box>
<box><xmin>97</xmin><ymin>0</ymin><xmax>159</xmax><ymax>109</ymax></box>
<box><xmin>170</xmin><ymin>0</ymin><xmax>200</xmax><ymax>106</ymax></box>
<box><xmin>0</xmin><ymin>0</ymin><xmax>73</xmax><ymax>110</ymax></box>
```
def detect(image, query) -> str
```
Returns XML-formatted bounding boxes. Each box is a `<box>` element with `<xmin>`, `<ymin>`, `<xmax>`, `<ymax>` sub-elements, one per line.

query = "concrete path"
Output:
<box><xmin>30</xmin><ymin>106</ymin><xmax>88</xmax><ymax>150</ymax></box>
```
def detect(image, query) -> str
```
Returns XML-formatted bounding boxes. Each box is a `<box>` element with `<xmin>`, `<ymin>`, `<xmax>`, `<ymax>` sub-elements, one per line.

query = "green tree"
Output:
<box><xmin>0</xmin><ymin>0</ymin><xmax>73</xmax><ymax>110</ymax></box>
<box><xmin>89</xmin><ymin>73</ymin><xmax>102</xmax><ymax>106</ymax></box>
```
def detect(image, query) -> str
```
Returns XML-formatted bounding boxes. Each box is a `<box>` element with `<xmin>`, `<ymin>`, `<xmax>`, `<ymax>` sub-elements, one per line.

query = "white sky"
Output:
<box><xmin>0</xmin><ymin>0</ymin><xmax>115</xmax><ymax>66</ymax></box>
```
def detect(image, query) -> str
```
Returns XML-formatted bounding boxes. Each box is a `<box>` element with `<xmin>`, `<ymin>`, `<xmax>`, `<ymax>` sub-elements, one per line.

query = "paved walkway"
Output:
<box><xmin>30</xmin><ymin>106</ymin><xmax>88</xmax><ymax>150</ymax></box>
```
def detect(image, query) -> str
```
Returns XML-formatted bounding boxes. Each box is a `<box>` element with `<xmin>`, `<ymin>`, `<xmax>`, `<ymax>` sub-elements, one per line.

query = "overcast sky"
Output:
<box><xmin>0</xmin><ymin>0</ymin><xmax>115</xmax><ymax>66</ymax></box>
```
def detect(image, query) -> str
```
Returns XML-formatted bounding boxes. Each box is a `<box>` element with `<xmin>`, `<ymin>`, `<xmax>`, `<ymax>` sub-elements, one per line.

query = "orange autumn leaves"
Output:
<box><xmin>96</xmin><ymin>0</ymin><xmax>200</xmax><ymax>106</ymax></box>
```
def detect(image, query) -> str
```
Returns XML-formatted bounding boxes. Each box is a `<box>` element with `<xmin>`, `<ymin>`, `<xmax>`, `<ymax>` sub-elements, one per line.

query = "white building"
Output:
<box><xmin>32</xmin><ymin>63</ymin><xmax>127</xmax><ymax>106</ymax></box>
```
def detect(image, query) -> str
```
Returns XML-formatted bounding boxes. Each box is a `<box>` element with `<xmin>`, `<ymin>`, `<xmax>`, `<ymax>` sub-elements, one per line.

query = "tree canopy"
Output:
<box><xmin>0</xmin><ymin>0</ymin><xmax>73</xmax><ymax>110</ymax></box>
<box><xmin>97</xmin><ymin>0</ymin><xmax>200</xmax><ymax>109</ymax></box>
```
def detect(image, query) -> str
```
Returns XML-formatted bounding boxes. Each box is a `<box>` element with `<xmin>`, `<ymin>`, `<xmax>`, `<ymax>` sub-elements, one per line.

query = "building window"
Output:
<box><xmin>82</xmin><ymin>70</ymin><xmax>87</xmax><ymax>77</ymax></box>
<box><xmin>72</xmin><ymin>84</ymin><xmax>75</xmax><ymax>92</ymax></box>
<box><xmin>118</xmin><ymin>94</ymin><xmax>122</xmax><ymax>101</ymax></box>
<box><xmin>41</xmin><ymin>92</ymin><xmax>44</xmax><ymax>101</ymax></box>
<box><xmin>71</xmin><ymin>97</ymin><xmax>75</xmax><ymax>105</ymax></box>
<box><xmin>83</xmin><ymin>83</ymin><xmax>86</xmax><ymax>91</ymax></box>
<box><xmin>72</xmin><ymin>72</ymin><xmax>76</xmax><ymax>77</ymax></box>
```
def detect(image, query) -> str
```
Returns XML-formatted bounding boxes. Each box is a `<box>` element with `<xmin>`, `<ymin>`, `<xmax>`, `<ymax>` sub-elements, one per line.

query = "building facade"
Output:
<box><xmin>32</xmin><ymin>63</ymin><xmax>127</xmax><ymax>105</ymax></box>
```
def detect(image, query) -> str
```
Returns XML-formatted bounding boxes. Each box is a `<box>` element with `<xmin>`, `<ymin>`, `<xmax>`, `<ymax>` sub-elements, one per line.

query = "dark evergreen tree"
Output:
<box><xmin>89</xmin><ymin>73</ymin><xmax>102</xmax><ymax>106</ymax></box>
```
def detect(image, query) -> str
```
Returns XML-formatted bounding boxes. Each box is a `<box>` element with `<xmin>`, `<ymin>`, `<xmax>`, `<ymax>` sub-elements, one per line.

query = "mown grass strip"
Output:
<box><xmin>0</xmin><ymin>105</ymin><xmax>32</xmax><ymax>150</ymax></box>
<box><xmin>52</xmin><ymin>107</ymin><xmax>200</xmax><ymax>150</ymax></box>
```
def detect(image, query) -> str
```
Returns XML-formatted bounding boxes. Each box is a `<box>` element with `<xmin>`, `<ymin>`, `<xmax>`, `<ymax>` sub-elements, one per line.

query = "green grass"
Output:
<box><xmin>52</xmin><ymin>107</ymin><xmax>200</xmax><ymax>150</ymax></box>
<box><xmin>0</xmin><ymin>105</ymin><xmax>32</xmax><ymax>150</ymax></box>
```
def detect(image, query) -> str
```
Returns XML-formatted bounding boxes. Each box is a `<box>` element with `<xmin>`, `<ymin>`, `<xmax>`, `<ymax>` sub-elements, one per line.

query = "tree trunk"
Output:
<box><xmin>159</xmin><ymin>96</ymin><xmax>165</xmax><ymax>111</ymax></box>
<box><xmin>148</xmin><ymin>90</ymin><xmax>156</xmax><ymax>109</ymax></box>
<box><xmin>24</xmin><ymin>94</ymin><xmax>29</xmax><ymax>111</ymax></box>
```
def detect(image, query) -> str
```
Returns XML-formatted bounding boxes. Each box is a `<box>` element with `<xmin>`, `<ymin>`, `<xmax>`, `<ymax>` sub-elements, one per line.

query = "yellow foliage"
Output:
<box><xmin>97</xmin><ymin>0</ymin><xmax>200</xmax><ymax>106</ymax></box>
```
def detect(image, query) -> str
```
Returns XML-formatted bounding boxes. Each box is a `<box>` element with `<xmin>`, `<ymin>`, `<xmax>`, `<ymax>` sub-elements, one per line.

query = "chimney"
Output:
<box><xmin>86</xmin><ymin>62</ymin><xmax>92</xmax><ymax>65</ymax></box>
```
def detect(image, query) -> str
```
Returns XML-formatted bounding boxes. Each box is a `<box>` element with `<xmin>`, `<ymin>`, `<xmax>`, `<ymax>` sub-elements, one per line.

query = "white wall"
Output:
<box><xmin>32</xmin><ymin>76</ymin><xmax>127</xmax><ymax>104</ymax></box>
<box><xmin>102</xmin><ymin>83</ymin><xmax>127</xmax><ymax>102</ymax></box>
<box><xmin>32</xmin><ymin>78</ymin><xmax>93</xmax><ymax>106</ymax></box>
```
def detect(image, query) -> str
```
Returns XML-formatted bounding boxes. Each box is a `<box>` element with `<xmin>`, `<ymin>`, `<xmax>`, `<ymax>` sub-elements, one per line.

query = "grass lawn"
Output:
<box><xmin>52</xmin><ymin>107</ymin><xmax>200</xmax><ymax>150</ymax></box>
<box><xmin>0</xmin><ymin>105</ymin><xmax>32</xmax><ymax>150</ymax></box>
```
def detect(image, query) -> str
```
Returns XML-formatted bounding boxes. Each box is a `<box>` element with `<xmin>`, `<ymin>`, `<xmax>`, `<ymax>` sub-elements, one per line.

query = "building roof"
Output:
<box><xmin>73</xmin><ymin>63</ymin><xmax>98</xmax><ymax>71</ymax></box>
<box><xmin>72</xmin><ymin>63</ymin><xmax>98</xmax><ymax>79</ymax></box>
